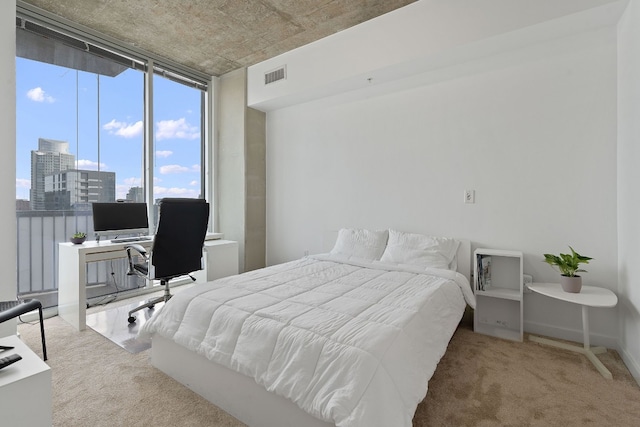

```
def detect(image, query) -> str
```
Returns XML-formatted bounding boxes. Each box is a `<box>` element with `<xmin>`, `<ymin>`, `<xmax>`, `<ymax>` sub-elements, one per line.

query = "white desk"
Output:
<box><xmin>0</xmin><ymin>336</ymin><xmax>52</xmax><ymax>426</ymax></box>
<box><xmin>59</xmin><ymin>238</ymin><xmax>238</xmax><ymax>331</ymax></box>
<box><xmin>527</xmin><ymin>282</ymin><xmax>617</xmax><ymax>379</ymax></box>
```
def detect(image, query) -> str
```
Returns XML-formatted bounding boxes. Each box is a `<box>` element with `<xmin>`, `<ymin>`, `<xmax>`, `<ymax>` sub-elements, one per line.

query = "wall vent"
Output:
<box><xmin>265</xmin><ymin>66</ymin><xmax>286</xmax><ymax>85</ymax></box>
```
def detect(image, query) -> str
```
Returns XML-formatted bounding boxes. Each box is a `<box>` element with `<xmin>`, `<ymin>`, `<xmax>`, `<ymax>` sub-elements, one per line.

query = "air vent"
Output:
<box><xmin>264</xmin><ymin>66</ymin><xmax>286</xmax><ymax>85</ymax></box>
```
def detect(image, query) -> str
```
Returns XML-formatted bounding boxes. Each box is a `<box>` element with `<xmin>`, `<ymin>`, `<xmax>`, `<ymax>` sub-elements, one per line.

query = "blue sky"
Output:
<box><xmin>16</xmin><ymin>57</ymin><xmax>203</xmax><ymax>202</ymax></box>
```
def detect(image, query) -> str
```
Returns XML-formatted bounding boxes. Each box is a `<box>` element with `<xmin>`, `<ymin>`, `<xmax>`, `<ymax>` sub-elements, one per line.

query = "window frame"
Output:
<box><xmin>17</xmin><ymin>1</ymin><xmax>214</xmax><ymax>233</ymax></box>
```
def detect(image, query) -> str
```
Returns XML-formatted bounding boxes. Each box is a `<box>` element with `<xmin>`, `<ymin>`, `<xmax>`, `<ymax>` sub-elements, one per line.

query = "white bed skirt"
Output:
<box><xmin>151</xmin><ymin>334</ymin><xmax>335</xmax><ymax>427</ymax></box>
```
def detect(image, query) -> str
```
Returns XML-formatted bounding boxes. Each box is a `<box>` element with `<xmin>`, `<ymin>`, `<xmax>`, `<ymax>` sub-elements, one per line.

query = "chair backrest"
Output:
<box><xmin>151</xmin><ymin>198</ymin><xmax>209</xmax><ymax>280</ymax></box>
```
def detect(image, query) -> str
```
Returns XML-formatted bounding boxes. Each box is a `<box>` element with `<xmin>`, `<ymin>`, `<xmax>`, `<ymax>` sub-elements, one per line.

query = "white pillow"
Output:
<box><xmin>380</xmin><ymin>230</ymin><xmax>459</xmax><ymax>270</ymax></box>
<box><xmin>329</xmin><ymin>228</ymin><xmax>389</xmax><ymax>261</ymax></box>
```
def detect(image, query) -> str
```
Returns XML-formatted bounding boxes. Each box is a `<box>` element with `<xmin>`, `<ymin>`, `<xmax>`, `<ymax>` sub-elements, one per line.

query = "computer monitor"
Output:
<box><xmin>91</xmin><ymin>202</ymin><xmax>149</xmax><ymax>237</ymax></box>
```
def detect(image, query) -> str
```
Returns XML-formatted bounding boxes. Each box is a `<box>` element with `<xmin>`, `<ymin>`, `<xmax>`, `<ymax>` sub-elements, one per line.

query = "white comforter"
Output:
<box><xmin>139</xmin><ymin>255</ymin><xmax>475</xmax><ymax>427</ymax></box>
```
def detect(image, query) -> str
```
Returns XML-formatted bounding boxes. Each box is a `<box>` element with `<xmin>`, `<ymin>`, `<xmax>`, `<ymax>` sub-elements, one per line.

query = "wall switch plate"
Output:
<box><xmin>464</xmin><ymin>189</ymin><xmax>475</xmax><ymax>204</ymax></box>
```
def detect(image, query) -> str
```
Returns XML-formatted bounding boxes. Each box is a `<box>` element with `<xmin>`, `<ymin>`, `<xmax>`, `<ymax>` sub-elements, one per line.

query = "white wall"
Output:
<box><xmin>261</xmin><ymin>17</ymin><xmax>620</xmax><ymax>344</ymax></box>
<box><xmin>0</xmin><ymin>0</ymin><xmax>17</xmax><ymax>337</ymax></box>
<box><xmin>617</xmin><ymin>0</ymin><xmax>640</xmax><ymax>382</ymax></box>
<box><xmin>248</xmin><ymin>0</ymin><xmax>626</xmax><ymax>110</ymax></box>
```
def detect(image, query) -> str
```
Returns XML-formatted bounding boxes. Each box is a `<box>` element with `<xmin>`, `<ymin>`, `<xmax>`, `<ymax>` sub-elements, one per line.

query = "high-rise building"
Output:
<box><xmin>125</xmin><ymin>186</ymin><xmax>144</xmax><ymax>203</ymax></box>
<box><xmin>44</xmin><ymin>169</ymin><xmax>116</xmax><ymax>210</ymax></box>
<box><xmin>30</xmin><ymin>138</ymin><xmax>75</xmax><ymax>210</ymax></box>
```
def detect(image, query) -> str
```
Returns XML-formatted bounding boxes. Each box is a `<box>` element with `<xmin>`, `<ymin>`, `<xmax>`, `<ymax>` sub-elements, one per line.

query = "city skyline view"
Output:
<box><xmin>16</xmin><ymin>56</ymin><xmax>204</xmax><ymax>205</ymax></box>
<box><xmin>12</xmin><ymin>21</ymin><xmax>210</xmax><ymax>305</ymax></box>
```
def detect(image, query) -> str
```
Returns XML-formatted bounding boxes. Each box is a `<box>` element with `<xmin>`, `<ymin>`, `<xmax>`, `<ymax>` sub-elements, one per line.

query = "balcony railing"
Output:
<box><xmin>17</xmin><ymin>209</ymin><xmax>144</xmax><ymax>308</ymax></box>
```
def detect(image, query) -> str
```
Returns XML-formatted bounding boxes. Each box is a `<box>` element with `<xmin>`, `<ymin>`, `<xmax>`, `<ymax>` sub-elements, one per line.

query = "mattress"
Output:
<box><xmin>139</xmin><ymin>254</ymin><xmax>475</xmax><ymax>427</ymax></box>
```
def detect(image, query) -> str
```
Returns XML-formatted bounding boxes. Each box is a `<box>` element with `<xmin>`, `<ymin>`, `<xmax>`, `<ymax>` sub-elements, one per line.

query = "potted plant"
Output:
<box><xmin>70</xmin><ymin>232</ymin><xmax>87</xmax><ymax>245</ymax></box>
<box><xmin>543</xmin><ymin>246</ymin><xmax>592</xmax><ymax>293</ymax></box>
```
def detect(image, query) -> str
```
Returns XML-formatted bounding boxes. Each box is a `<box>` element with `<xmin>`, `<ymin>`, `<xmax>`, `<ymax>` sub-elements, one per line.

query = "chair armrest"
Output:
<box><xmin>0</xmin><ymin>300</ymin><xmax>41</xmax><ymax>323</ymax></box>
<box><xmin>125</xmin><ymin>244</ymin><xmax>149</xmax><ymax>277</ymax></box>
<box><xmin>125</xmin><ymin>243</ymin><xmax>148</xmax><ymax>257</ymax></box>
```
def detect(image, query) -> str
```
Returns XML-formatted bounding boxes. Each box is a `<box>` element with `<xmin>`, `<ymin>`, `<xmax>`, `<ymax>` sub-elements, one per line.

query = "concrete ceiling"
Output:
<box><xmin>21</xmin><ymin>0</ymin><xmax>417</xmax><ymax>77</ymax></box>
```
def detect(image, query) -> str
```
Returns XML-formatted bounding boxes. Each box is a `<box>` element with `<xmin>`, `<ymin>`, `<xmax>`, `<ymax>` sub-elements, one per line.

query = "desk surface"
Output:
<box><xmin>59</xmin><ymin>232</ymin><xmax>224</xmax><ymax>253</ymax></box>
<box><xmin>528</xmin><ymin>282</ymin><xmax>617</xmax><ymax>308</ymax></box>
<box><xmin>60</xmin><ymin>238</ymin><xmax>154</xmax><ymax>251</ymax></box>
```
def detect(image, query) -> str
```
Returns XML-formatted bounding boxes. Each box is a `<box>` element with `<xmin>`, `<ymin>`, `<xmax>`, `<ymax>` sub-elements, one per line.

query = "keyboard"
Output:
<box><xmin>111</xmin><ymin>236</ymin><xmax>153</xmax><ymax>243</ymax></box>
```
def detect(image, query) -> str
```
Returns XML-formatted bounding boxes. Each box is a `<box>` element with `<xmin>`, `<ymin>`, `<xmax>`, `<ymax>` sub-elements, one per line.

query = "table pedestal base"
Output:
<box><xmin>526</xmin><ymin>284</ymin><xmax>617</xmax><ymax>380</ymax></box>
<box><xmin>529</xmin><ymin>335</ymin><xmax>612</xmax><ymax>379</ymax></box>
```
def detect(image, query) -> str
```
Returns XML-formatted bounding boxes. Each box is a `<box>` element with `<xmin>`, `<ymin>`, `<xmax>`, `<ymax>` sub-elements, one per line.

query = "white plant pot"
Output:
<box><xmin>560</xmin><ymin>275</ymin><xmax>582</xmax><ymax>293</ymax></box>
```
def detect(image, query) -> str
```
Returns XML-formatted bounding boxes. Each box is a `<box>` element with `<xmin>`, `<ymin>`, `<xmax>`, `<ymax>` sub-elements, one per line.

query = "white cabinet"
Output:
<box><xmin>473</xmin><ymin>248</ymin><xmax>523</xmax><ymax>341</ymax></box>
<box><xmin>204</xmin><ymin>239</ymin><xmax>239</xmax><ymax>280</ymax></box>
<box><xmin>0</xmin><ymin>336</ymin><xmax>51</xmax><ymax>426</ymax></box>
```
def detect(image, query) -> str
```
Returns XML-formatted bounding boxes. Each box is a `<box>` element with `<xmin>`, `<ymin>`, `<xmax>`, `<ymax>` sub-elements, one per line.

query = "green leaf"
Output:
<box><xmin>543</xmin><ymin>246</ymin><xmax>592</xmax><ymax>277</ymax></box>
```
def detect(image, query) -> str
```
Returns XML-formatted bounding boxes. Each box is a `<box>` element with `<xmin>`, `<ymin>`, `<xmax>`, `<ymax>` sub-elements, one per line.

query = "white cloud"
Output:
<box><xmin>115</xmin><ymin>184</ymin><xmax>128</xmax><ymax>200</ymax></box>
<box><xmin>153</xmin><ymin>186</ymin><xmax>200</xmax><ymax>198</ymax></box>
<box><xmin>159</xmin><ymin>164</ymin><xmax>190</xmax><ymax>174</ymax></box>
<box><xmin>76</xmin><ymin>159</ymin><xmax>107</xmax><ymax>170</ymax></box>
<box><xmin>156</xmin><ymin>150</ymin><xmax>173</xmax><ymax>158</ymax></box>
<box><xmin>16</xmin><ymin>178</ymin><xmax>30</xmax><ymax>188</ymax></box>
<box><xmin>157</xmin><ymin>164</ymin><xmax>199</xmax><ymax>175</ymax></box>
<box><xmin>189</xmin><ymin>180</ymin><xmax>198</xmax><ymax>186</ymax></box>
<box><xmin>123</xmin><ymin>177</ymin><xmax>142</xmax><ymax>187</ymax></box>
<box><xmin>16</xmin><ymin>178</ymin><xmax>31</xmax><ymax>199</ymax></box>
<box><xmin>103</xmin><ymin>119</ymin><xmax>122</xmax><ymax>130</ymax></box>
<box><xmin>156</xmin><ymin>118</ymin><xmax>199</xmax><ymax>141</ymax></box>
<box><xmin>27</xmin><ymin>87</ymin><xmax>55</xmax><ymax>103</ymax></box>
<box><xmin>103</xmin><ymin>119</ymin><xmax>143</xmax><ymax>138</ymax></box>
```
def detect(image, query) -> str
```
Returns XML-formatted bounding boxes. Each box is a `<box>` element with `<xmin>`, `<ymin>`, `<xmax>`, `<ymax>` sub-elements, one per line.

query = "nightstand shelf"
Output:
<box><xmin>473</xmin><ymin>248</ymin><xmax>523</xmax><ymax>341</ymax></box>
<box><xmin>475</xmin><ymin>287</ymin><xmax>521</xmax><ymax>301</ymax></box>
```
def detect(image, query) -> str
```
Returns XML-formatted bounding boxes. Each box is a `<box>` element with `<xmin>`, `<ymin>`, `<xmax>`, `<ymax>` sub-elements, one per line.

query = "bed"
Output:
<box><xmin>139</xmin><ymin>229</ymin><xmax>475</xmax><ymax>427</ymax></box>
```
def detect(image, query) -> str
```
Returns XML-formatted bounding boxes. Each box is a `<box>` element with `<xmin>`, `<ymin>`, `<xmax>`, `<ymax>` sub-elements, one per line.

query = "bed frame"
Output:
<box><xmin>150</xmin><ymin>240</ymin><xmax>471</xmax><ymax>427</ymax></box>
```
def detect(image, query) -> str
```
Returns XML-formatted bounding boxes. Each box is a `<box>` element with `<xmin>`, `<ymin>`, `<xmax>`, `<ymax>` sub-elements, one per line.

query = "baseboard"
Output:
<box><xmin>523</xmin><ymin>320</ymin><xmax>618</xmax><ymax>350</ymax></box>
<box><xmin>619</xmin><ymin>345</ymin><xmax>640</xmax><ymax>387</ymax></box>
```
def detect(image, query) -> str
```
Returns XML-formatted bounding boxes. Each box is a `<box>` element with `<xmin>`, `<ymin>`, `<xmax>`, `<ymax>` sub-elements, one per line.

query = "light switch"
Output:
<box><xmin>464</xmin><ymin>190</ymin><xmax>475</xmax><ymax>204</ymax></box>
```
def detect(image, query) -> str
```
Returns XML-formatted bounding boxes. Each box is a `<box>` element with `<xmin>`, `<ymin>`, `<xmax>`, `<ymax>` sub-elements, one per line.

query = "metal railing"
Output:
<box><xmin>17</xmin><ymin>210</ymin><xmax>143</xmax><ymax>307</ymax></box>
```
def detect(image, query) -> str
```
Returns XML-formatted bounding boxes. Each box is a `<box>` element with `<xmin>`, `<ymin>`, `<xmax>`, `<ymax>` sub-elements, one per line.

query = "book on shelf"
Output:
<box><xmin>477</xmin><ymin>255</ymin><xmax>492</xmax><ymax>291</ymax></box>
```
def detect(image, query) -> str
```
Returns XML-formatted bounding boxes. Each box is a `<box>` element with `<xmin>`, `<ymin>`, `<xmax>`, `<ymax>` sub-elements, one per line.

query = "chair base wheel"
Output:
<box><xmin>128</xmin><ymin>316</ymin><xmax>136</xmax><ymax>323</ymax></box>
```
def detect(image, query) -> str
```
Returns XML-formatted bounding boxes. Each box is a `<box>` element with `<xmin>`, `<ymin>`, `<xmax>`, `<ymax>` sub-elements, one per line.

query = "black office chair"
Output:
<box><xmin>0</xmin><ymin>299</ymin><xmax>47</xmax><ymax>360</ymax></box>
<box><xmin>125</xmin><ymin>198</ymin><xmax>209</xmax><ymax>324</ymax></box>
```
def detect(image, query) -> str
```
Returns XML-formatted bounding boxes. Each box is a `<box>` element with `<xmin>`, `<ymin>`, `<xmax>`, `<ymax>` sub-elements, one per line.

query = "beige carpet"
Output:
<box><xmin>16</xmin><ymin>307</ymin><xmax>640</xmax><ymax>427</ymax></box>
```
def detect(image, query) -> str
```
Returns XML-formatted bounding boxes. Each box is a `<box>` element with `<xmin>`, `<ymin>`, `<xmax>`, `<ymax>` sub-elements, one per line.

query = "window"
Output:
<box><xmin>15</xmin><ymin>9</ymin><xmax>211</xmax><ymax>308</ymax></box>
<box><xmin>151</xmin><ymin>72</ymin><xmax>204</xmax><ymax>226</ymax></box>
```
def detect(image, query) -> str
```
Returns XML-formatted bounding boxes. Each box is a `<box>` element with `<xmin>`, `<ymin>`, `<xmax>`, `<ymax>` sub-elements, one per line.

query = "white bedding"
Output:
<box><xmin>139</xmin><ymin>255</ymin><xmax>475</xmax><ymax>427</ymax></box>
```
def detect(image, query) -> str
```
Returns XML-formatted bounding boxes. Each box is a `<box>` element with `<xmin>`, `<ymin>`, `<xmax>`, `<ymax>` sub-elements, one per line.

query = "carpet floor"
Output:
<box><xmin>16</xmin><ymin>304</ymin><xmax>640</xmax><ymax>427</ymax></box>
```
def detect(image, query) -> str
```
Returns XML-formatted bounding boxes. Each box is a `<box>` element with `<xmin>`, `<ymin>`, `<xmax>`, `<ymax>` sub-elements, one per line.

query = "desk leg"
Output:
<box><xmin>529</xmin><ymin>306</ymin><xmax>612</xmax><ymax>379</ymax></box>
<box><xmin>58</xmin><ymin>246</ymin><xmax>86</xmax><ymax>331</ymax></box>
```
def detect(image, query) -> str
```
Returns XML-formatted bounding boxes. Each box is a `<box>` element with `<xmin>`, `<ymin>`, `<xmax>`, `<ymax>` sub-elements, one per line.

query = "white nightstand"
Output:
<box><xmin>0</xmin><ymin>335</ymin><xmax>52</xmax><ymax>425</ymax></box>
<box><xmin>473</xmin><ymin>248</ymin><xmax>523</xmax><ymax>341</ymax></box>
<box><xmin>527</xmin><ymin>282</ymin><xmax>617</xmax><ymax>379</ymax></box>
